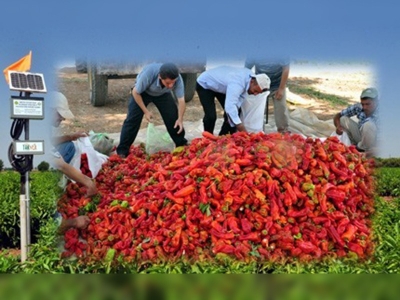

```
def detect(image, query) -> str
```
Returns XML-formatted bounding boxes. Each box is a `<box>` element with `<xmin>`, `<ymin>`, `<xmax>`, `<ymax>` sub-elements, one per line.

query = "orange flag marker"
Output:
<box><xmin>3</xmin><ymin>51</ymin><xmax>32</xmax><ymax>84</ymax></box>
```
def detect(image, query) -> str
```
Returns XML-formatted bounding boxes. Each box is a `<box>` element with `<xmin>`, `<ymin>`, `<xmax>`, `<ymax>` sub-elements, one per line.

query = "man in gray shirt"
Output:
<box><xmin>117</xmin><ymin>63</ymin><xmax>187</xmax><ymax>157</ymax></box>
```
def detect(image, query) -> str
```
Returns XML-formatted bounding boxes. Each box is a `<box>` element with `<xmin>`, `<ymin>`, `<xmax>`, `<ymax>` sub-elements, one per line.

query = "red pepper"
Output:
<box><xmin>240</xmin><ymin>218</ymin><xmax>253</xmax><ymax>234</ymax></box>
<box><xmin>166</xmin><ymin>191</ymin><xmax>184</xmax><ymax>205</ymax></box>
<box><xmin>287</xmin><ymin>207</ymin><xmax>309</xmax><ymax>218</ymax></box>
<box><xmin>341</xmin><ymin>224</ymin><xmax>357</xmax><ymax>242</ymax></box>
<box><xmin>282</xmin><ymin>182</ymin><xmax>296</xmax><ymax>206</ymax></box>
<box><xmin>239</xmin><ymin>232</ymin><xmax>260</xmax><ymax>242</ymax></box>
<box><xmin>235</xmin><ymin>158</ymin><xmax>253</xmax><ymax>167</ymax></box>
<box><xmin>213</xmin><ymin>242</ymin><xmax>236</xmax><ymax>255</ymax></box>
<box><xmin>352</xmin><ymin>219</ymin><xmax>370</xmax><ymax>234</ymax></box>
<box><xmin>329</xmin><ymin>162</ymin><xmax>348</xmax><ymax>178</ymax></box>
<box><xmin>226</xmin><ymin>217</ymin><xmax>241</xmax><ymax>234</ymax></box>
<box><xmin>315</xmin><ymin>143</ymin><xmax>328</xmax><ymax>161</ymax></box>
<box><xmin>202</xmin><ymin>131</ymin><xmax>219</xmax><ymax>141</ymax></box>
<box><xmin>326</xmin><ymin>188</ymin><xmax>346</xmax><ymax>204</ymax></box>
<box><xmin>210</xmin><ymin>229</ymin><xmax>235</xmax><ymax>240</ymax></box>
<box><xmin>328</xmin><ymin>225</ymin><xmax>345</xmax><ymax>247</ymax></box>
<box><xmin>271</xmin><ymin>151</ymin><xmax>286</xmax><ymax>168</ymax></box>
<box><xmin>347</xmin><ymin>242</ymin><xmax>364</xmax><ymax>257</ymax></box>
<box><xmin>210</xmin><ymin>183</ymin><xmax>222</xmax><ymax>199</ymax></box>
<box><xmin>173</xmin><ymin>184</ymin><xmax>196</xmax><ymax>198</ymax></box>
<box><xmin>332</xmin><ymin>151</ymin><xmax>347</xmax><ymax>167</ymax></box>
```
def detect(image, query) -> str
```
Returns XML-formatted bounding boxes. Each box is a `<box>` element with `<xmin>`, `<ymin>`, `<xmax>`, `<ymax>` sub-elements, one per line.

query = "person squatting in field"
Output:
<box><xmin>49</xmin><ymin>91</ymin><xmax>97</xmax><ymax>233</ymax></box>
<box><xmin>333</xmin><ymin>87</ymin><xmax>379</xmax><ymax>157</ymax></box>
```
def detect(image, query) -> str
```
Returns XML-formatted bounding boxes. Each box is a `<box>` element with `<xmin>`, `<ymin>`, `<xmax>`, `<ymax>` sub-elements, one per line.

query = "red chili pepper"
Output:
<box><xmin>240</xmin><ymin>218</ymin><xmax>253</xmax><ymax>234</ymax></box>
<box><xmin>341</xmin><ymin>224</ymin><xmax>357</xmax><ymax>242</ymax></box>
<box><xmin>352</xmin><ymin>219</ymin><xmax>370</xmax><ymax>234</ymax></box>
<box><xmin>332</xmin><ymin>151</ymin><xmax>347</xmax><ymax>167</ymax></box>
<box><xmin>336</xmin><ymin>217</ymin><xmax>350</xmax><ymax>235</ymax></box>
<box><xmin>271</xmin><ymin>151</ymin><xmax>286</xmax><ymax>168</ymax></box>
<box><xmin>282</xmin><ymin>182</ymin><xmax>296</xmax><ymax>206</ymax></box>
<box><xmin>287</xmin><ymin>207</ymin><xmax>309</xmax><ymax>218</ymax></box>
<box><xmin>166</xmin><ymin>191</ymin><xmax>184</xmax><ymax>205</ymax></box>
<box><xmin>202</xmin><ymin>131</ymin><xmax>219</xmax><ymax>141</ymax></box>
<box><xmin>347</xmin><ymin>242</ymin><xmax>364</xmax><ymax>257</ymax></box>
<box><xmin>329</xmin><ymin>162</ymin><xmax>348</xmax><ymax>178</ymax></box>
<box><xmin>173</xmin><ymin>184</ymin><xmax>196</xmax><ymax>198</ymax></box>
<box><xmin>326</xmin><ymin>188</ymin><xmax>346</xmax><ymax>204</ymax></box>
<box><xmin>226</xmin><ymin>217</ymin><xmax>241</xmax><ymax>234</ymax></box>
<box><xmin>210</xmin><ymin>183</ymin><xmax>222</xmax><ymax>199</ymax></box>
<box><xmin>315</xmin><ymin>143</ymin><xmax>328</xmax><ymax>161</ymax></box>
<box><xmin>328</xmin><ymin>225</ymin><xmax>345</xmax><ymax>247</ymax></box>
<box><xmin>239</xmin><ymin>232</ymin><xmax>260</xmax><ymax>242</ymax></box>
<box><xmin>210</xmin><ymin>229</ymin><xmax>235</xmax><ymax>240</ymax></box>
<box><xmin>235</xmin><ymin>158</ymin><xmax>253</xmax><ymax>167</ymax></box>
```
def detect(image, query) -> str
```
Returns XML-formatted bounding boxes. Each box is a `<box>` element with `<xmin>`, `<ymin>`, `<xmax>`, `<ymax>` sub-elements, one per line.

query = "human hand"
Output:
<box><xmin>144</xmin><ymin>111</ymin><xmax>154</xmax><ymax>123</ymax></box>
<box><xmin>73</xmin><ymin>216</ymin><xmax>90</xmax><ymax>229</ymax></box>
<box><xmin>71</xmin><ymin>132</ymin><xmax>88</xmax><ymax>140</ymax></box>
<box><xmin>335</xmin><ymin>125</ymin><xmax>344</xmax><ymax>135</ymax></box>
<box><xmin>174</xmin><ymin>119</ymin><xmax>184</xmax><ymax>134</ymax></box>
<box><xmin>275</xmin><ymin>88</ymin><xmax>284</xmax><ymax>100</ymax></box>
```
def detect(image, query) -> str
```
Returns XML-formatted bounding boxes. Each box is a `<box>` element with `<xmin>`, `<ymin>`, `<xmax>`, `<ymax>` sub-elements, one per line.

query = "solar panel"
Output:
<box><xmin>8</xmin><ymin>71</ymin><xmax>47</xmax><ymax>93</ymax></box>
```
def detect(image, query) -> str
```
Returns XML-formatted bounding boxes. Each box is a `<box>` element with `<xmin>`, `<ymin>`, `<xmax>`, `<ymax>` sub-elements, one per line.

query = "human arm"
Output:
<box><xmin>53</xmin><ymin>156</ymin><xmax>97</xmax><ymax>197</ymax></box>
<box><xmin>59</xmin><ymin>216</ymin><xmax>90</xmax><ymax>234</ymax></box>
<box><xmin>52</xmin><ymin>132</ymin><xmax>88</xmax><ymax>146</ymax></box>
<box><xmin>236</xmin><ymin>123</ymin><xmax>246</xmax><ymax>132</ymax></box>
<box><xmin>174</xmin><ymin>96</ymin><xmax>186</xmax><ymax>134</ymax></box>
<box><xmin>334</xmin><ymin>103</ymin><xmax>361</xmax><ymax>135</ymax></box>
<box><xmin>132</xmin><ymin>87</ymin><xmax>153</xmax><ymax>122</ymax></box>
<box><xmin>275</xmin><ymin>65</ymin><xmax>289</xmax><ymax>100</ymax></box>
<box><xmin>225</xmin><ymin>80</ymin><xmax>248</xmax><ymax>132</ymax></box>
<box><xmin>333</xmin><ymin>112</ymin><xmax>344</xmax><ymax>135</ymax></box>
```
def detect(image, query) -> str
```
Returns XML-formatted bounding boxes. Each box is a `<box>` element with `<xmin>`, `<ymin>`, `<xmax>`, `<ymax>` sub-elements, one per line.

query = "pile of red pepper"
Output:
<box><xmin>58</xmin><ymin>131</ymin><xmax>376</xmax><ymax>264</ymax></box>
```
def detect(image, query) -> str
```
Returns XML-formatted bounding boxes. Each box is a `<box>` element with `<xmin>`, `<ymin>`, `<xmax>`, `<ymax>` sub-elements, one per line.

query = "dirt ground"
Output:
<box><xmin>56</xmin><ymin>63</ymin><xmax>374</xmax><ymax>136</ymax></box>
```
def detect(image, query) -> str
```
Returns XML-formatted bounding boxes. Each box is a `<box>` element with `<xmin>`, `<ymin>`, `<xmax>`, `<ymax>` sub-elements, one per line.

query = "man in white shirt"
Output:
<box><xmin>196</xmin><ymin>66</ymin><xmax>270</xmax><ymax>135</ymax></box>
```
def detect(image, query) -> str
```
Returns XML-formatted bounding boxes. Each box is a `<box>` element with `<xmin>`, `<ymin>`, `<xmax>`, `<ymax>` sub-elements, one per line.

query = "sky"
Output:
<box><xmin>0</xmin><ymin>1</ymin><xmax>399</xmax><ymax>168</ymax></box>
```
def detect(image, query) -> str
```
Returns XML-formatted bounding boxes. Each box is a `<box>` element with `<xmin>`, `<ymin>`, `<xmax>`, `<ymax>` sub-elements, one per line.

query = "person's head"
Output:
<box><xmin>159</xmin><ymin>63</ymin><xmax>180</xmax><ymax>89</ymax></box>
<box><xmin>248</xmin><ymin>74</ymin><xmax>271</xmax><ymax>95</ymax></box>
<box><xmin>360</xmin><ymin>87</ymin><xmax>378</xmax><ymax>117</ymax></box>
<box><xmin>50</xmin><ymin>91</ymin><xmax>75</xmax><ymax>127</ymax></box>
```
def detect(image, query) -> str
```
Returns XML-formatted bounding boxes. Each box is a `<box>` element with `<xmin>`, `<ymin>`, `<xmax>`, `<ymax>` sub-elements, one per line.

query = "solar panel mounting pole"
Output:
<box><xmin>20</xmin><ymin>98</ymin><xmax>31</xmax><ymax>263</ymax></box>
<box><xmin>8</xmin><ymin>71</ymin><xmax>46</xmax><ymax>263</ymax></box>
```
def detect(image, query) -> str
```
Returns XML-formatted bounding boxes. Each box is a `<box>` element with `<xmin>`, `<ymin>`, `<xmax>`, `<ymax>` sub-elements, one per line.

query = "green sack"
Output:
<box><xmin>145</xmin><ymin>123</ymin><xmax>175</xmax><ymax>154</ymax></box>
<box><xmin>89</xmin><ymin>131</ymin><xmax>115</xmax><ymax>156</ymax></box>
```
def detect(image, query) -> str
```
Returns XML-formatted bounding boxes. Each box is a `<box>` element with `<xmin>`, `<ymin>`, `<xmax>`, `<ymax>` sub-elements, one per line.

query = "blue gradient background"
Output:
<box><xmin>0</xmin><ymin>1</ymin><xmax>398</xmax><ymax>167</ymax></box>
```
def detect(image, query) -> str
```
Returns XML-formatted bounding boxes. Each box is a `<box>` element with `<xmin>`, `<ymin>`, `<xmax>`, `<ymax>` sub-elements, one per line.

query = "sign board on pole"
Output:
<box><xmin>10</xmin><ymin>96</ymin><xmax>44</xmax><ymax>119</ymax></box>
<box><xmin>13</xmin><ymin>140</ymin><xmax>44</xmax><ymax>155</ymax></box>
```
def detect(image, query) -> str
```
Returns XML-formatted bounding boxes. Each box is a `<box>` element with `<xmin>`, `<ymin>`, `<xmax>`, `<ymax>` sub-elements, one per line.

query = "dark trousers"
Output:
<box><xmin>116</xmin><ymin>92</ymin><xmax>187</xmax><ymax>156</ymax></box>
<box><xmin>196</xmin><ymin>83</ymin><xmax>237</xmax><ymax>135</ymax></box>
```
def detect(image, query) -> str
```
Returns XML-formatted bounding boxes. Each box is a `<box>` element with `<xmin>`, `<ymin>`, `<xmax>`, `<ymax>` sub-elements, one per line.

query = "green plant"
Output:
<box><xmin>0</xmin><ymin>171</ymin><xmax>63</xmax><ymax>248</ymax></box>
<box><xmin>37</xmin><ymin>161</ymin><xmax>50</xmax><ymax>172</ymax></box>
<box><xmin>287</xmin><ymin>84</ymin><xmax>349</xmax><ymax>107</ymax></box>
<box><xmin>375</xmin><ymin>168</ymin><xmax>400</xmax><ymax>197</ymax></box>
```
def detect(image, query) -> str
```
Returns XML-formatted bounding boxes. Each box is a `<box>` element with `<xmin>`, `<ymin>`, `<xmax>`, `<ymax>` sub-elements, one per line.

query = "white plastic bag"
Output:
<box><xmin>145</xmin><ymin>123</ymin><xmax>175</xmax><ymax>154</ymax></box>
<box><xmin>88</xmin><ymin>130</ymin><xmax>115</xmax><ymax>156</ymax></box>
<box><xmin>70</xmin><ymin>137</ymin><xmax>109</xmax><ymax>178</ymax></box>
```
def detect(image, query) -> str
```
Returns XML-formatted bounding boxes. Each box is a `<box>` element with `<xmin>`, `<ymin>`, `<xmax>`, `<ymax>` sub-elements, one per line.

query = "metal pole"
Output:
<box><xmin>20</xmin><ymin>175</ymin><xmax>27</xmax><ymax>262</ymax></box>
<box><xmin>26</xmin><ymin>170</ymin><xmax>31</xmax><ymax>248</ymax></box>
<box><xmin>25</xmin><ymin>119</ymin><xmax>31</xmax><ymax>249</ymax></box>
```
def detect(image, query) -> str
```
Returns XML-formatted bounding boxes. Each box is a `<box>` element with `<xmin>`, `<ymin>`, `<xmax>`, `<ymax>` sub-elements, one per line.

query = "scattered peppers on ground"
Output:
<box><xmin>58</xmin><ymin>131</ymin><xmax>376</xmax><ymax>265</ymax></box>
